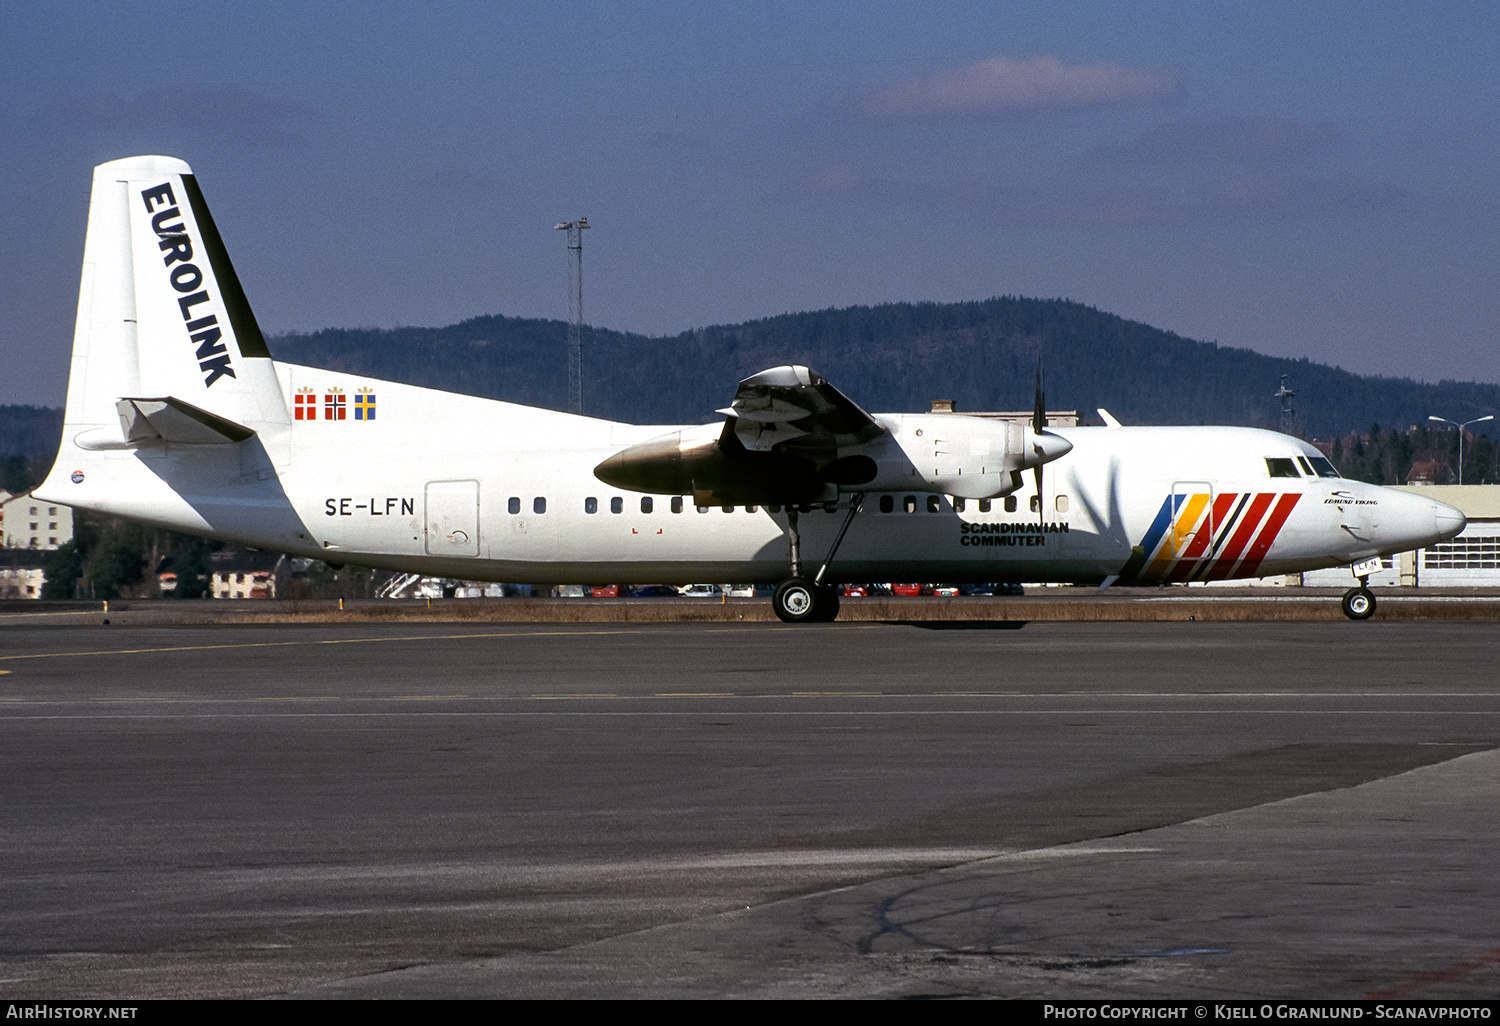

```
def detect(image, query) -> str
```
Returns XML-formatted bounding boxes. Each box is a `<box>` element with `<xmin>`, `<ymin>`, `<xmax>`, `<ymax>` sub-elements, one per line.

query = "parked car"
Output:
<box><xmin>589</xmin><ymin>585</ymin><xmax>619</xmax><ymax>598</ymax></box>
<box><xmin>626</xmin><ymin>584</ymin><xmax>679</xmax><ymax>597</ymax></box>
<box><xmin>843</xmin><ymin>584</ymin><xmax>869</xmax><ymax>597</ymax></box>
<box><xmin>932</xmin><ymin>584</ymin><xmax>960</xmax><ymax>597</ymax></box>
<box><xmin>958</xmin><ymin>582</ymin><xmax>1025</xmax><ymax>596</ymax></box>
<box><xmin>679</xmin><ymin>584</ymin><xmax>722</xmax><ymax>598</ymax></box>
<box><xmin>891</xmin><ymin>583</ymin><xmax>922</xmax><ymax>596</ymax></box>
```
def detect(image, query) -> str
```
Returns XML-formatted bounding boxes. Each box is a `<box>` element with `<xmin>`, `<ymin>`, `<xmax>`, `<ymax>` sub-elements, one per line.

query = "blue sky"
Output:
<box><xmin>3</xmin><ymin>1</ymin><xmax>1497</xmax><ymax>409</ymax></box>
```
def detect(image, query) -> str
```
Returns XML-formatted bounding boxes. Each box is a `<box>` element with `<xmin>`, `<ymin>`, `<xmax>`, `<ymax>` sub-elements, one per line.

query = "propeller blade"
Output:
<box><xmin>1033</xmin><ymin>358</ymin><xmax>1045</xmax><ymax>524</ymax></box>
<box><xmin>1032</xmin><ymin>359</ymin><xmax>1045</xmax><ymax>435</ymax></box>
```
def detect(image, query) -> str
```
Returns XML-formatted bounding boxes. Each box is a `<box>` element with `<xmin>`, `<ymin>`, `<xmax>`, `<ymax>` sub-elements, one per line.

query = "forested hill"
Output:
<box><xmin>271</xmin><ymin>297</ymin><xmax>1499</xmax><ymax>438</ymax></box>
<box><xmin>7</xmin><ymin>298</ymin><xmax>1499</xmax><ymax>468</ymax></box>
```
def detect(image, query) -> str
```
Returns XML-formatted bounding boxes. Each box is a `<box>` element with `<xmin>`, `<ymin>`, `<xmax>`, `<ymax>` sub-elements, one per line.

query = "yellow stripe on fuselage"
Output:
<box><xmin>1144</xmin><ymin>492</ymin><xmax>1209</xmax><ymax>580</ymax></box>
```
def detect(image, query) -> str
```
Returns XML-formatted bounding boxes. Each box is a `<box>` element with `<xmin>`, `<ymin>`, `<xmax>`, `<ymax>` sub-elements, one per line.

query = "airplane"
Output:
<box><xmin>35</xmin><ymin>155</ymin><xmax>1467</xmax><ymax>622</ymax></box>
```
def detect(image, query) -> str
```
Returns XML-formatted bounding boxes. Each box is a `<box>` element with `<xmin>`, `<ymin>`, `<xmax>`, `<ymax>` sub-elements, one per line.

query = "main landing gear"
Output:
<box><xmin>772</xmin><ymin>576</ymin><xmax>840</xmax><ymax>623</ymax></box>
<box><xmin>1341</xmin><ymin>579</ymin><xmax>1377</xmax><ymax>621</ymax></box>
<box><xmin>771</xmin><ymin>495</ymin><xmax>862</xmax><ymax>624</ymax></box>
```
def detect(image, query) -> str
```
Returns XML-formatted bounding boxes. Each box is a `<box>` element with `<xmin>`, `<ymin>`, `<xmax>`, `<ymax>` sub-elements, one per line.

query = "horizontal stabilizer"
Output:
<box><xmin>115</xmin><ymin>396</ymin><xmax>255</xmax><ymax>445</ymax></box>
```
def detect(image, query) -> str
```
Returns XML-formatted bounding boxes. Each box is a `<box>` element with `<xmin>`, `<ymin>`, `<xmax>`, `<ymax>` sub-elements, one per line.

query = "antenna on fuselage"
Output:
<box><xmin>555</xmin><ymin>217</ymin><xmax>590</xmax><ymax>416</ymax></box>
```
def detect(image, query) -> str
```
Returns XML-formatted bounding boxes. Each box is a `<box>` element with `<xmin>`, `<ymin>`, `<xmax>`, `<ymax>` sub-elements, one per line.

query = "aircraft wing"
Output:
<box><xmin>720</xmin><ymin>365</ymin><xmax>885</xmax><ymax>453</ymax></box>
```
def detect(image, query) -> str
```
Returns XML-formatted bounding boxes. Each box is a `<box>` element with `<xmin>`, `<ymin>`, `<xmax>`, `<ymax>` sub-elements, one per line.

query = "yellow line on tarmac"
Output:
<box><xmin>657</xmin><ymin>692</ymin><xmax>734</xmax><ymax>697</ymax></box>
<box><xmin>0</xmin><ymin>621</ymin><xmax>890</xmax><ymax>665</ymax></box>
<box><xmin>531</xmin><ymin>693</ymin><xmax>617</xmax><ymax>700</ymax></box>
<box><xmin>0</xmin><ymin>610</ymin><xmax>103</xmax><ymax>620</ymax></box>
<box><xmin>0</xmin><ymin>628</ymin><xmax>653</xmax><ymax>664</ymax></box>
<box><xmin>793</xmin><ymin>691</ymin><xmax>882</xmax><ymax>696</ymax></box>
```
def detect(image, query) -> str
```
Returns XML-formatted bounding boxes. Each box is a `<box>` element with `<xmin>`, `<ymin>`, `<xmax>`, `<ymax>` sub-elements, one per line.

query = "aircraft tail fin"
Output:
<box><xmin>57</xmin><ymin>155</ymin><xmax>288</xmax><ymax>452</ymax></box>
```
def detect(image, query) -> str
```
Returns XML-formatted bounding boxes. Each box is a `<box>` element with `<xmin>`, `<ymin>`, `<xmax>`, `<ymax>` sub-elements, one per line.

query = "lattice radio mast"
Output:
<box><xmin>554</xmin><ymin>217</ymin><xmax>590</xmax><ymax>415</ymax></box>
<box><xmin>1274</xmin><ymin>373</ymin><xmax>1296</xmax><ymax>434</ymax></box>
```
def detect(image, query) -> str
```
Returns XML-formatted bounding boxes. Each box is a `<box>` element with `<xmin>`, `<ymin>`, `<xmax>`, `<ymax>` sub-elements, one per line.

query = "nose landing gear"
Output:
<box><xmin>1341</xmin><ymin>577</ymin><xmax>1376</xmax><ymax>620</ymax></box>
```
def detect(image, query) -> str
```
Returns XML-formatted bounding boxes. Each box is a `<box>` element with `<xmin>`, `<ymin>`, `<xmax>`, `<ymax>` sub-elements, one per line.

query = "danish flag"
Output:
<box><xmin>294</xmin><ymin>389</ymin><xmax>317</xmax><ymax>420</ymax></box>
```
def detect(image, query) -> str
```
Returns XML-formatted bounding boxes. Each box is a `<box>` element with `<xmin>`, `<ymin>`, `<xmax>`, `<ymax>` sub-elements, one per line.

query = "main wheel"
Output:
<box><xmin>773</xmin><ymin>577</ymin><xmax>819</xmax><ymax>623</ymax></box>
<box><xmin>812</xmin><ymin>586</ymin><xmax>840</xmax><ymax>622</ymax></box>
<box><xmin>1341</xmin><ymin>587</ymin><xmax>1376</xmax><ymax>620</ymax></box>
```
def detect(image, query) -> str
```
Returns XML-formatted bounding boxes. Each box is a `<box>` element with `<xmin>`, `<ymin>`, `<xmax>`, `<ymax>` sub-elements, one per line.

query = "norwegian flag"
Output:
<box><xmin>325</xmin><ymin>390</ymin><xmax>347</xmax><ymax>420</ymax></box>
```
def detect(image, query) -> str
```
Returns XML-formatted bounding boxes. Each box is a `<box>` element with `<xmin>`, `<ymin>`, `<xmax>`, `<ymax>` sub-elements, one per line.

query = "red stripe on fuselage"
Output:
<box><xmin>1234</xmin><ymin>493</ymin><xmax>1302</xmax><ymax>579</ymax></box>
<box><xmin>1167</xmin><ymin>492</ymin><xmax>1241</xmax><ymax>582</ymax></box>
<box><xmin>1203</xmin><ymin>492</ymin><xmax>1275</xmax><ymax>581</ymax></box>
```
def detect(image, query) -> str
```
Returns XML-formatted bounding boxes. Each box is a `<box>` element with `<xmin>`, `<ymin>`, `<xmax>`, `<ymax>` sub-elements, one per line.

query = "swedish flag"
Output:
<box><xmin>354</xmin><ymin>391</ymin><xmax>376</xmax><ymax>421</ymax></box>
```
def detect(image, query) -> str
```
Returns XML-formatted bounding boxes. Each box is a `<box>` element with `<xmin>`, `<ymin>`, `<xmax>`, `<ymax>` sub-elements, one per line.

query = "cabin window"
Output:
<box><xmin>722</xmin><ymin>505</ymin><xmax>734</xmax><ymax>513</ymax></box>
<box><xmin>641</xmin><ymin>497</ymin><xmax>653</xmax><ymax>514</ymax></box>
<box><xmin>611</xmin><ymin>497</ymin><xmax>623</xmax><ymax>514</ymax></box>
<box><xmin>768</xmin><ymin>505</ymin><xmax>782</xmax><ymax>514</ymax></box>
<box><xmin>903</xmin><ymin>495</ymin><xmax>917</xmax><ymax>513</ymax></box>
<box><xmin>879</xmin><ymin>495</ymin><xmax>894</xmax><ymax>513</ymax></box>
<box><xmin>508</xmin><ymin>497</ymin><xmax>520</xmax><ymax>515</ymax></box>
<box><xmin>979</xmin><ymin>499</ymin><xmax>991</xmax><ymax>513</ymax></box>
<box><xmin>697</xmin><ymin>505</ymin><xmax>709</xmax><ymax>513</ymax></box>
<box><xmin>1030</xmin><ymin>496</ymin><xmax>1040</xmax><ymax>512</ymax></box>
<box><xmin>926</xmin><ymin>495</ymin><xmax>941</xmax><ymax>513</ymax></box>
<box><xmin>1266</xmin><ymin>457</ymin><xmax>1300</xmax><ymax>478</ymax></box>
<box><xmin>1004</xmin><ymin>496</ymin><xmax>1016</xmax><ymax>513</ymax></box>
<box><xmin>1055</xmin><ymin>495</ymin><xmax>1069</xmax><ymax>513</ymax></box>
<box><xmin>671</xmin><ymin>496</ymin><xmax>683</xmax><ymax>513</ymax></box>
<box><xmin>1308</xmin><ymin>456</ymin><xmax>1341</xmax><ymax>478</ymax></box>
<box><xmin>533</xmin><ymin>497</ymin><xmax>546</xmax><ymax>514</ymax></box>
<box><xmin>585</xmin><ymin>497</ymin><xmax>598</xmax><ymax>514</ymax></box>
<box><xmin>746</xmin><ymin>505</ymin><xmax>757</xmax><ymax>513</ymax></box>
<box><xmin>953</xmin><ymin>498</ymin><xmax>966</xmax><ymax>512</ymax></box>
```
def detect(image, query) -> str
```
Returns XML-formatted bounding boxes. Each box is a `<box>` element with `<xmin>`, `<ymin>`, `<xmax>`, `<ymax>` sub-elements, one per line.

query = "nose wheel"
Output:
<box><xmin>1341</xmin><ymin>586</ymin><xmax>1376</xmax><ymax>620</ymax></box>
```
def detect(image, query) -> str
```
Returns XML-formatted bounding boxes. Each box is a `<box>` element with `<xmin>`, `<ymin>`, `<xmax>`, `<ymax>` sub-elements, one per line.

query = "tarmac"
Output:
<box><xmin>1</xmin><ymin>613</ymin><xmax>1497</xmax><ymax>999</ymax></box>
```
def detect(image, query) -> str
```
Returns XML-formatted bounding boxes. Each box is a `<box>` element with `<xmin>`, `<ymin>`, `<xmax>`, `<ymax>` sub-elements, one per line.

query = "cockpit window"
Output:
<box><xmin>1265</xmin><ymin>457</ymin><xmax>1300</xmax><ymax>478</ymax></box>
<box><xmin>1307</xmin><ymin>456</ymin><xmax>1341</xmax><ymax>478</ymax></box>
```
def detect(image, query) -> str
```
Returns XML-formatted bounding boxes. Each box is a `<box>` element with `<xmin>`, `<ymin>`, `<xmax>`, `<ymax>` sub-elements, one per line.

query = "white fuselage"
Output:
<box><xmin>42</xmin><ymin>363</ymin><xmax>1462</xmax><ymax>587</ymax></box>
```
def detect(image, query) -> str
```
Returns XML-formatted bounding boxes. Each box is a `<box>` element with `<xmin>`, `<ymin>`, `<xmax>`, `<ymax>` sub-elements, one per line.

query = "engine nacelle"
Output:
<box><xmin>594</xmin><ymin>413</ymin><xmax>1071</xmax><ymax>504</ymax></box>
<box><xmin>862</xmin><ymin>414</ymin><xmax>1071</xmax><ymax>499</ymax></box>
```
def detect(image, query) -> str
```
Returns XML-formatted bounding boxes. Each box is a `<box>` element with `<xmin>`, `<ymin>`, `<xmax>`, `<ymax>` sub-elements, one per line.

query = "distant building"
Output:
<box><xmin>929</xmin><ymin>400</ymin><xmax>1079</xmax><ymax>427</ymax></box>
<box><xmin>1</xmin><ymin>493</ymin><xmax>74</xmax><ymax>551</ymax></box>
<box><xmin>0</xmin><ymin>550</ymin><xmax>47</xmax><ymax>599</ymax></box>
<box><xmin>210</xmin><ymin>550</ymin><xmax>282</xmax><ymax>599</ymax></box>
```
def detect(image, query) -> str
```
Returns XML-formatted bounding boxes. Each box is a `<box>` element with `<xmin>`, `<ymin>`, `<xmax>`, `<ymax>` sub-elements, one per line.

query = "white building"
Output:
<box><xmin>0</xmin><ymin>550</ymin><xmax>47</xmax><ymax>599</ymax></box>
<box><xmin>209</xmin><ymin>551</ymin><xmax>282</xmax><ymax>599</ymax></box>
<box><xmin>1</xmin><ymin>492</ymin><xmax>74</xmax><ymax>551</ymax></box>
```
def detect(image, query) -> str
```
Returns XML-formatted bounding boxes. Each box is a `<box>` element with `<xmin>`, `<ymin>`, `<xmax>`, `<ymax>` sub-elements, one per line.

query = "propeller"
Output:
<box><xmin>1032</xmin><ymin>358</ymin><xmax>1046</xmax><ymax>525</ymax></box>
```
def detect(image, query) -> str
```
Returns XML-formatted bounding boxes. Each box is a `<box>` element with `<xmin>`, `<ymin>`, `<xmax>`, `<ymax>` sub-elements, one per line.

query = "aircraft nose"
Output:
<box><xmin>1434</xmin><ymin>500</ymin><xmax>1466</xmax><ymax>542</ymax></box>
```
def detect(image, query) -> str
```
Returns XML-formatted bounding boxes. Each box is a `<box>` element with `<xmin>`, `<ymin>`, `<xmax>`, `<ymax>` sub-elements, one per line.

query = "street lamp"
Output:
<box><xmin>1428</xmin><ymin>415</ymin><xmax>1495</xmax><ymax>485</ymax></box>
